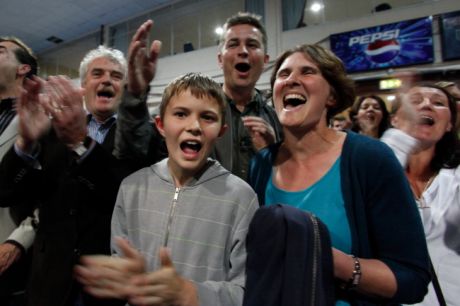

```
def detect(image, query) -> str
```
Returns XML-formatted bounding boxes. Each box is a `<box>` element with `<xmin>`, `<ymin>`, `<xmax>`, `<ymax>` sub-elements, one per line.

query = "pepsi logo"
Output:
<box><xmin>364</xmin><ymin>39</ymin><xmax>400</xmax><ymax>63</ymax></box>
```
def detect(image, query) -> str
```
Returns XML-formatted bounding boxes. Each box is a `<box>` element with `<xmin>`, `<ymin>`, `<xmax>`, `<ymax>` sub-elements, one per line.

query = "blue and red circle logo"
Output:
<box><xmin>364</xmin><ymin>39</ymin><xmax>400</xmax><ymax>63</ymax></box>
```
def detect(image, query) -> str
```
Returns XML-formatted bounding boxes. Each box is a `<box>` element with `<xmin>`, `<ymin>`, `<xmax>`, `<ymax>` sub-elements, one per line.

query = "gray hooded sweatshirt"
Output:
<box><xmin>112</xmin><ymin>158</ymin><xmax>258</xmax><ymax>306</ymax></box>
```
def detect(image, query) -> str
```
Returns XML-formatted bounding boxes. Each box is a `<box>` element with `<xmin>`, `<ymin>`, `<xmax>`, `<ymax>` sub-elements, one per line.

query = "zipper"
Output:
<box><xmin>309</xmin><ymin>213</ymin><xmax>321</xmax><ymax>306</ymax></box>
<box><xmin>163</xmin><ymin>187</ymin><xmax>180</xmax><ymax>247</ymax></box>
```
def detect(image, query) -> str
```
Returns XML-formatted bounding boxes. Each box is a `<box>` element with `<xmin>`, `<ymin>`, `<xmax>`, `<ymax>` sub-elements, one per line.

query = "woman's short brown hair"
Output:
<box><xmin>270</xmin><ymin>44</ymin><xmax>355</xmax><ymax>121</ymax></box>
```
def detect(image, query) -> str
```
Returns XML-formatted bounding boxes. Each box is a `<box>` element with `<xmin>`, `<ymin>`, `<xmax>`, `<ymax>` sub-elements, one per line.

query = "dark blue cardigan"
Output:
<box><xmin>248</xmin><ymin>131</ymin><xmax>431</xmax><ymax>305</ymax></box>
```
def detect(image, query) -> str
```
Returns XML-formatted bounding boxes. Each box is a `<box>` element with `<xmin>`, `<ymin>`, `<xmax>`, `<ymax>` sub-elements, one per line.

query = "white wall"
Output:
<box><xmin>148</xmin><ymin>0</ymin><xmax>460</xmax><ymax>104</ymax></box>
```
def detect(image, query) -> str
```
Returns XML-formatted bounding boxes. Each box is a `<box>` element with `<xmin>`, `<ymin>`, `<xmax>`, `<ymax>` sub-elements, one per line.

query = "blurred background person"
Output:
<box><xmin>382</xmin><ymin>83</ymin><xmax>460</xmax><ymax>306</ymax></box>
<box><xmin>350</xmin><ymin>95</ymin><xmax>390</xmax><ymax>138</ymax></box>
<box><xmin>436</xmin><ymin>81</ymin><xmax>460</xmax><ymax>136</ymax></box>
<box><xmin>0</xmin><ymin>36</ymin><xmax>38</xmax><ymax>306</ymax></box>
<box><xmin>330</xmin><ymin>114</ymin><xmax>350</xmax><ymax>131</ymax></box>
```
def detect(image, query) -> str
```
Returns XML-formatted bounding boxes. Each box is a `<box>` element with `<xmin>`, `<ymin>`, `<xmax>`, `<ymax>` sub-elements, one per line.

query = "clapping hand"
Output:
<box><xmin>41</xmin><ymin>76</ymin><xmax>87</xmax><ymax>148</ymax></box>
<box><xmin>127</xmin><ymin>19</ymin><xmax>162</xmax><ymax>97</ymax></box>
<box><xmin>74</xmin><ymin>237</ymin><xmax>146</xmax><ymax>300</ymax></box>
<box><xmin>15</xmin><ymin>77</ymin><xmax>51</xmax><ymax>153</ymax></box>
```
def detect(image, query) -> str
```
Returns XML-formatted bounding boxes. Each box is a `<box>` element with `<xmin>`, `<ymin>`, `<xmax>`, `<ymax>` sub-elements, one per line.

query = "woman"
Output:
<box><xmin>382</xmin><ymin>84</ymin><xmax>460</xmax><ymax>305</ymax></box>
<box><xmin>350</xmin><ymin>95</ymin><xmax>390</xmax><ymax>138</ymax></box>
<box><xmin>248</xmin><ymin>44</ymin><xmax>431</xmax><ymax>305</ymax></box>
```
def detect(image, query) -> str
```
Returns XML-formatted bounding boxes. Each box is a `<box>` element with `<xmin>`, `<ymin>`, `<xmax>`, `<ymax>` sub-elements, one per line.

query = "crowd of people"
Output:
<box><xmin>0</xmin><ymin>11</ymin><xmax>459</xmax><ymax>306</ymax></box>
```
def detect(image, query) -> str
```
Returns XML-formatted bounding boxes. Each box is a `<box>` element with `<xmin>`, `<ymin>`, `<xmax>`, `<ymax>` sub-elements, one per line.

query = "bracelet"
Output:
<box><xmin>342</xmin><ymin>255</ymin><xmax>361</xmax><ymax>290</ymax></box>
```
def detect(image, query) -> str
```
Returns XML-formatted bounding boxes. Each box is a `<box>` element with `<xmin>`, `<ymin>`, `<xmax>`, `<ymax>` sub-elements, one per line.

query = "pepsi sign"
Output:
<box><xmin>330</xmin><ymin>17</ymin><xmax>434</xmax><ymax>73</ymax></box>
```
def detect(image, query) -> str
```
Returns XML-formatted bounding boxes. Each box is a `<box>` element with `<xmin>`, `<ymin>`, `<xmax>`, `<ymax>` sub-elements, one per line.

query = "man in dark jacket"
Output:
<box><xmin>0</xmin><ymin>36</ymin><xmax>38</xmax><ymax>306</ymax></box>
<box><xmin>0</xmin><ymin>45</ymin><xmax>132</xmax><ymax>306</ymax></box>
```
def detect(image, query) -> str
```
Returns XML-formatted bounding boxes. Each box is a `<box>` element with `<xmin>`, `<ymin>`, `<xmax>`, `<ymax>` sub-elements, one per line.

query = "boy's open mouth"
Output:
<box><xmin>180</xmin><ymin>140</ymin><xmax>202</xmax><ymax>153</ymax></box>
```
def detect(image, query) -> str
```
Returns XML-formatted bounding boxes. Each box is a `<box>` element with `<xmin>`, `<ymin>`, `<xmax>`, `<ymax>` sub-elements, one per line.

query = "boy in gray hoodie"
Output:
<box><xmin>75</xmin><ymin>71</ymin><xmax>258</xmax><ymax>306</ymax></box>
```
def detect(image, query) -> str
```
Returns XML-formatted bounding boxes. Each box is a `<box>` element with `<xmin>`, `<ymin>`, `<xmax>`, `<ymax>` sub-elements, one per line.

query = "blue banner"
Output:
<box><xmin>440</xmin><ymin>11</ymin><xmax>460</xmax><ymax>61</ymax></box>
<box><xmin>330</xmin><ymin>17</ymin><xmax>434</xmax><ymax>73</ymax></box>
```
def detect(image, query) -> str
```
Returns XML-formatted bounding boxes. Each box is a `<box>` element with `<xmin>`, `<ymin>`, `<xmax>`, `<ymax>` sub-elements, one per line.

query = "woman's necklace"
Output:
<box><xmin>407</xmin><ymin>173</ymin><xmax>437</xmax><ymax>209</ymax></box>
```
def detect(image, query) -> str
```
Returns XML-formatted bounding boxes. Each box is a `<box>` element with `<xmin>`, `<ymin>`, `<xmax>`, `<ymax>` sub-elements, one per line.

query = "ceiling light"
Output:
<box><xmin>310</xmin><ymin>2</ymin><xmax>323</xmax><ymax>13</ymax></box>
<box><xmin>387</xmin><ymin>95</ymin><xmax>396</xmax><ymax>101</ymax></box>
<box><xmin>380</xmin><ymin>78</ymin><xmax>402</xmax><ymax>90</ymax></box>
<box><xmin>215</xmin><ymin>27</ymin><xmax>224</xmax><ymax>35</ymax></box>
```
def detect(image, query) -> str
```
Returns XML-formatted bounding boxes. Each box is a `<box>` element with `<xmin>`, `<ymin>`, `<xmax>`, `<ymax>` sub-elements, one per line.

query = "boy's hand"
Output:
<box><xmin>128</xmin><ymin>247</ymin><xmax>198</xmax><ymax>306</ymax></box>
<box><xmin>74</xmin><ymin>237</ymin><xmax>145</xmax><ymax>299</ymax></box>
<box><xmin>127</xmin><ymin>19</ymin><xmax>162</xmax><ymax>97</ymax></box>
<box><xmin>242</xmin><ymin>116</ymin><xmax>276</xmax><ymax>151</ymax></box>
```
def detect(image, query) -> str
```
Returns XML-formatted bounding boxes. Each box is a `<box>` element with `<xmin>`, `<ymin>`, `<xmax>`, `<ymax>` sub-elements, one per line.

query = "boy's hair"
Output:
<box><xmin>0</xmin><ymin>36</ymin><xmax>38</xmax><ymax>78</ymax></box>
<box><xmin>219</xmin><ymin>12</ymin><xmax>268</xmax><ymax>54</ymax></box>
<box><xmin>160</xmin><ymin>73</ymin><xmax>227</xmax><ymax>125</ymax></box>
<box><xmin>79</xmin><ymin>45</ymin><xmax>127</xmax><ymax>84</ymax></box>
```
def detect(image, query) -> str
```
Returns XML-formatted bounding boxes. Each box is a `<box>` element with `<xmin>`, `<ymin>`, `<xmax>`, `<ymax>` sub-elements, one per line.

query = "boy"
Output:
<box><xmin>75</xmin><ymin>73</ymin><xmax>258</xmax><ymax>306</ymax></box>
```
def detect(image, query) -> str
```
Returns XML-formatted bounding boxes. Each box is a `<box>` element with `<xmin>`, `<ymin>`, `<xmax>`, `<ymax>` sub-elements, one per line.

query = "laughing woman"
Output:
<box><xmin>350</xmin><ymin>95</ymin><xmax>390</xmax><ymax>139</ymax></box>
<box><xmin>248</xmin><ymin>44</ymin><xmax>430</xmax><ymax>305</ymax></box>
<box><xmin>382</xmin><ymin>84</ymin><xmax>460</xmax><ymax>305</ymax></box>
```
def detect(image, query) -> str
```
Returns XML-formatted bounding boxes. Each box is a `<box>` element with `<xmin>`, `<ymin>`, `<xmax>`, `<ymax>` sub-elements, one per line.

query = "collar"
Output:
<box><xmin>226</xmin><ymin>90</ymin><xmax>263</xmax><ymax>113</ymax></box>
<box><xmin>87</xmin><ymin>113</ymin><xmax>118</xmax><ymax>126</ymax></box>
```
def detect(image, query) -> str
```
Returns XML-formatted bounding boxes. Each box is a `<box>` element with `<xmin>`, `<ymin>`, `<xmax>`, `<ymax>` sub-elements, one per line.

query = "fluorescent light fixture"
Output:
<box><xmin>310</xmin><ymin>2</ymin><xmax>323</xmax><ymax>13</ymax></box>
<box><xmin>215</xmin><ymin>27</ymin><xmax>224</xmax><ymax>35</ymax></box>
<box><xmin>386</xmin><ymin>95</ymin><xmax>396</xmax><ymax>101</ymax></box>
<box><xmin>380</xmin><ymin>78</ymin><xmax>402</xmax><ymax>90</ymax></box>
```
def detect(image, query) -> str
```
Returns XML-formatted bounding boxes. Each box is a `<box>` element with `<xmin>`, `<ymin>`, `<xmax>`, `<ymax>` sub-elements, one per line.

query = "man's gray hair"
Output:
<box><xmin>79</xmin><ymin>45</ymin><xmax>127</xmax><ymax>83</ymax></box>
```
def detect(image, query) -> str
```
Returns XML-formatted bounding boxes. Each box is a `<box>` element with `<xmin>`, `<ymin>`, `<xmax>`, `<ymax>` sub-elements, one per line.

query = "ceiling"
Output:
<box><xmin>0</xmin><ymin>0</ymin><xmax>182</xmax><ymax>55</ymax></box>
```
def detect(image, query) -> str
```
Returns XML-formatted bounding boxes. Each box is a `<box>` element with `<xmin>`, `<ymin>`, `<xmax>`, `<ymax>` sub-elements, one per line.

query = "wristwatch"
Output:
<box><xmin>72</xmin><ymin>136</ymin><xmax>93</xmax><ymax>157</ymax></box>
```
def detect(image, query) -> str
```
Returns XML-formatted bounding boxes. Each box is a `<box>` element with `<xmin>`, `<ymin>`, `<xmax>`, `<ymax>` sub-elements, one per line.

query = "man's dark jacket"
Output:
<box><xmin>0</xmin><ymin>126</ymin><xmax>130</xmax><ymax>306</ymax></box>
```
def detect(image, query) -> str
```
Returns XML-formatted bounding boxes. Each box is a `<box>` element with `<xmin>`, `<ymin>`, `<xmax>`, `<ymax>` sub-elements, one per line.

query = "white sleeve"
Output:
<box><xmin>381</xmin><ymin>128</ymin><xmax>421</xmax><ymax>168</ymax></box>
<box><xmin>7</xmin><ymin>208</ymin><xmax>39</xmax><ymax>250</ymax></box>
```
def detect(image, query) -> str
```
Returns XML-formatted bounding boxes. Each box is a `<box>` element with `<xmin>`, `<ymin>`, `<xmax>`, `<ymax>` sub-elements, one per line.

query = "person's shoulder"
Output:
<box><xmin>344</xmin><ymin>131</ymin><xmax>394</xmax><ymax>158</ymax></box>
<box><xmin>440</xmin><ymin>165</ymin><xmax>460</xmax><ymax>179</ymax></box>
<box><xmin>122</xmin><ymin>158</ymin><xmax>167</xmax><ymax>185</ymax></box>
<box><xmin>343</xmin><ymin>132</ymin><xmax>403</xmax><ymax>179</ymax></box>
<box><xmin>209</xmin><ymin>161</ymin><xmax>257</xmax><ymax>197</ymax></box>
<box><xmin>253</xmin><ymin>143</ymin><xmax>280</xmax><ymax>164</ymax></box>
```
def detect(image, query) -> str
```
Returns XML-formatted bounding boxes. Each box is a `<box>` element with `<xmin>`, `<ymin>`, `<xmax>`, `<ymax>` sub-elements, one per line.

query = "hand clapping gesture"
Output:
<box><xmin>75</xmin><ymin>237</ymin><xmax>198</xmax><ymax>306</ymax></box>
<box><xmin>15</xmin><ymin>76</ymin><xmax>87</xmax><ymax>153</ymax></box>
<box><xmin>41</xmin><ymin>76</ymin><xmax>87</xmax><ymax>148</ymax></box>
<box><xmin>15</xmin><ymin>77</ymin><xmax>51</xmax><ymax>153</ymax></box>
<box><xmin>127</xmin><ymin>19</ymin><xmax>162</xmax><ymax>96</ymax></box>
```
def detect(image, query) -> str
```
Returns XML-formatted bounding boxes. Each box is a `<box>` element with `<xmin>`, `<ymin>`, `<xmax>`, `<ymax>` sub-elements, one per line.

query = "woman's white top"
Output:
<box><xmin>382</xmin><ymin>128</ymin><xmax>460</xmax><ymax>306</ymax></box>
